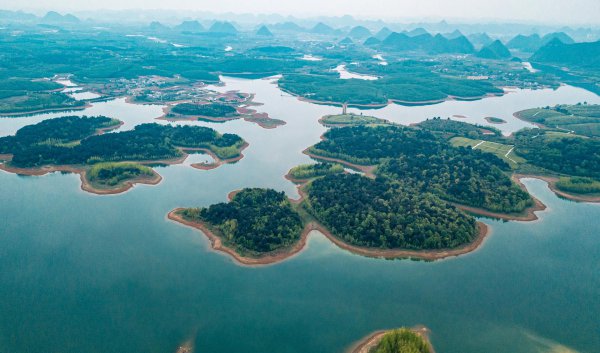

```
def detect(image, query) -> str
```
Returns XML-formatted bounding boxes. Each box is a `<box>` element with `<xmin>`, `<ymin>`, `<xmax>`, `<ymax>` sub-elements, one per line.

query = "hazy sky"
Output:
<box><xmin>3</xmin><ymin>0</ymin><xmax>600</xmax><ymax>25</ymax></box>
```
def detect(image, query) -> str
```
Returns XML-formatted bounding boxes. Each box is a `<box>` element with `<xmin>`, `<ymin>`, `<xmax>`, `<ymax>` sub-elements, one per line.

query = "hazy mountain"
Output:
<box><xmin>149</xmin><ymin>21</ymin><xmax>168</xmax><ymax>31</ymax></box>
<box><xmin>0</xmin><ymin>10</ymin><xmax>37</xmax><ymax>22</ymax></box>
<box><xmin>444</xmin><ymin>29</ymin><xmax>465</xmax><ymax>40</ymax></box>
<box><xmin>175</xmin><ymin>20</ymin><xmax>204</xmax><ymax>32</ymax></box>
<box><xmin>541</xmin><ymin>32</ymin><xmax>575</xmax><ymax>45</ymax></box>
<box><xmin>338</xmin><ymin>37</ymin><xmax>354</xmax><ymax>45</ymax></box>
<box><xmin>380</xmin><ymin>31</ymin><xmax>474</xmax><ymax>54</ymax></box>
<box><xmin>364</xmin><ymin>37</ymin><xmax>382</xmax><ymax>46</ymax></box>
<box><xmin>506</xmin><ymin>34</ymin><xmax>542</xmax><ymax>52</ymax></box>
<box><xmin>406</xmin><ymin>27</ymin><xmax>429</xmax><ymax>37</ymax></box>
<box><xmin>531</xmin><ymin>39</ymin><xmax>600</xmax><ymax>68</ymax></box>
<box><xmin>311</xmin><ymin>22</ymin><xmax>336</xmax><ymax>35</ymax></box>
<box><xmin>270</xmin><ymin>21</ymin><xmax>304</xmax><ymax>32</ymax></box>
<box><xmin>468</xmin><ymin>33</ymin><xmax>494</xmax><ymax>48</ymax></box>
<box><xmin>41</xmin><ymin>11</ymin><xmax>80</xmax><ymax>24</ymax></box>
<box><xmin>208</xmin><ymin>21</ymin><xmax>238</xmax><ymax>34</ymax></box>
<box><xmin>348</xmin><ymin>26</ymin><xmax>371</xmax><ymax>39</ymax></box>
<box><xmin>374</xmin><ymin>27</ymin><xmax>392</xmax><ymax>40</ymax></box>
<box><xmin>476</xmin><ymin>40</ymin><xmax>511</xmax><ymax>59</ymax></box>
<box><xmin>256</xmin><ymin>25</ymin><xmax>274</xmax><ymax>36</ymax></box>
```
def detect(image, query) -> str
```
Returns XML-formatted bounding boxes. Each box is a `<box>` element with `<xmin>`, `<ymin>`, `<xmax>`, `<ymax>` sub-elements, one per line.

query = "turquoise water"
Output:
<box><xmin>0</xmin><ymin>78</ymin><xmax>599</xmax><ymax>353</ymax></box>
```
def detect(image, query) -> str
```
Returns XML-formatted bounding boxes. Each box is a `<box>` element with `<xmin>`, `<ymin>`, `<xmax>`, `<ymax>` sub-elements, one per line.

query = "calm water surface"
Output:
<box><xmin>0</xmin><ymin>77</ymin><xmax>599</xmax><ymax>353</ymax></box>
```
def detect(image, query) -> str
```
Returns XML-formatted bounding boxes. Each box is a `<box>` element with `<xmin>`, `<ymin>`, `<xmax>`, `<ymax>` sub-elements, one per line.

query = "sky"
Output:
<box><xmin>2</xmin><ymin>0</ymin><xmax>600</xmax><ymax>25</ymax></box>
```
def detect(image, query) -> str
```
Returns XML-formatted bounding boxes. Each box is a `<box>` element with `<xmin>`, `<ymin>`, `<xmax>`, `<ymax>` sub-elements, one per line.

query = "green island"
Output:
<box><xmin>85</xmin><ymin>162</ymin><xmax>160</xmax><ymax>193</ymax></box>
<box><xmin>169</xmin><ymin>102</ymin><xmax>239</xmax><ymax>118</ymax></box>
<box><xmin>351</xmin><ymin>328</ymin><xmax>433</xmax><ymax>353</ymax></box>
<box><xmin>0</xmin><ymin>116</ymin><xmax>246</xmax><ymax>194</ymax></box>
<box><xmin>319</xmin><ymin>113</ymin><xmax>391</xmax><ymax>127</ymax></box>
<box><xmin>286</xmin><ymin>162</ymin><xmax>345</xmax><ymax>181</ymax></box>
<box><xmin>172</xmin><ymin>188</ymin><xmax>304</xmax><ymax>261</ymax></box>
<box><xmin>0</xmin><ymin>78</ymin><xmax>88</xmax><ymax>115</ymax></box>
<box><xmin>515</xmin><ymin>103</ymin><xmax>600</xmax><ymax>137</ymax></box>
<box><xmin>279</xmin><ymin>62</ymin><xmax>503</xmax><ymax>106</ymax></box>
<box><xmin>165</xmin><ymin>102</ymin><xmax>286</xmax><ymax>129</ymax></box>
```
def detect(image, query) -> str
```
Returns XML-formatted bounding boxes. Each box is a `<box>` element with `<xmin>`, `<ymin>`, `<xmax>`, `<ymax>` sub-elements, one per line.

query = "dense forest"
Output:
<box><xmin>0</xmin><ymin>118</ymin><xmax>245</xmax><ymax>167</ymax></box>
<box><xmin>309</xmin><ymin>125</ymin><xmax>440</xmax><ymax>165</ymax></box>
<box><xmin>309</xmin><ymin>125</ymin><xmax>532</xmax><ymax>213</ymax></box>
<box><xmin>377</xmin><ymin>150</ymin><xmax>532</xmax><ymax>213</ymax></box>
<box><xmin>170</xmin><ymin>102</ymin><xmax>238</xmax><ymax>117</ymax></box>
<box><xmin>87</xmin><ymin>162</ymin><xmax>154</xmax><ymax>187</ymax></box>
<box><xmin>514</xmin><ymin>129</ymin><xmax>600</xmax><ymax>178</ymax></box>
<box><xmin>370</xmin><ymin>328</ymin><xmax>431</xmax><ymax>353</ymax></box>
<box><xmin>180</xmin><ymin>188</ymin><xmax>303</xmax><ymax>255</ymax></box>
<box><xmin>305</xmin><ymin>174</ymin><xmax>478</xmax><ymax>250</ymax></box>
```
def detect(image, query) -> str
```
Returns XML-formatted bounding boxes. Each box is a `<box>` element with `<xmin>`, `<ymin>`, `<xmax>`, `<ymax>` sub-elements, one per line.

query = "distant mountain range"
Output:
<box><xmin>373</xmin><ymin>31</ymin><xmax>474</xmax><ymax>54</ymax></box>
<box><xmin>532</xmin><ymin>39</ymin><xmax>600</xmax><ymax>69</ymax></box>
<box><xmin>507</xmin><ymin>32</ymin><xmax>575</xmax><ymax>52</ymax></box>
<box><xmin>476</xmin><ymin>40</ymin><xmax>512</xmax><ymax>59</ymax></box>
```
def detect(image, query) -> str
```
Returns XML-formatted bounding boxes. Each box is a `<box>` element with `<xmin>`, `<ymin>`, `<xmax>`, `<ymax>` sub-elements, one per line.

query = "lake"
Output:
<box><xmin>0</xmin><ymin>77</ymin><xmax>599</xmax><ymax>353</ymax></box>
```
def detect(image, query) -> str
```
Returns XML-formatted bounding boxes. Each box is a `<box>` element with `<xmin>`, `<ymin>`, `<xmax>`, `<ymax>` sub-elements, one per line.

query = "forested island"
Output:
<box><xmin>319</xmin><ymin>113</ymin><xmax>391</xmax><ymax>127</ymax></box>
<box><xmin>83</xmin><ymin>162</ymin><xmax>161</xmax><ymax>194</ymax></box>
<box><xmin>170</xmin><ymin>188</ymin><xmax>305</xmax><ymax>264</ymax></box>
<box><xmin>279</xmin><ymin>65</ymin><xmax>503</xmax><ymax>107</ymax></box>
<box><xmin>350</xmin><ymin>327</ymin><xmax>433</xmax><ymax>353</ymax></box>
<box><xmin>0</xmin><ymin>116</ymin><xmax>246</xmax><ymax>194</ymax></box>
<box><xmin>163</xmin><ymin>102</ymin><xmax>286</xmax><ymax>129</ymax></box>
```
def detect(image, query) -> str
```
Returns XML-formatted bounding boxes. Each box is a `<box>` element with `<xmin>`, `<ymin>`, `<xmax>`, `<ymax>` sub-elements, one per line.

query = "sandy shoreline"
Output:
<box><xmin>348</xmin><ymin>326</ymin><xmax>435</xmax><ymax>353</ymax></box>
<box><xmin>167</xmin><ymin>208</ymin><xmax>314</xmax><ymax>267</ymax></box>
<box><xmin>168</xmin><ymin>195</ymin><xmax>491</xmax><ymax>266</ymax></box>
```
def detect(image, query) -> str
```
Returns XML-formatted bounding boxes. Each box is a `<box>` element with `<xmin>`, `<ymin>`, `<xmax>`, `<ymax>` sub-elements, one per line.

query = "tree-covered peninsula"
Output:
<box><xmin>304</xmin><ymin>173</ymin><xmax>478</xmax><ymax>250</ymax></box>
<box><xmin>308</xmin><ymin>125</ymin><xmax>533</xmax><ymax>214</ymax></box>
<box><xmin>175</xmin><ymin>188</ymin><xmax>304</xmax><ymax>258</ymax></box>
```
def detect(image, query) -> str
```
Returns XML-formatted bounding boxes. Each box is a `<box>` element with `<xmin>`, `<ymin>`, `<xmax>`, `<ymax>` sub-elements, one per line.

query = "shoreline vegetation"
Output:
<box><xmin>318</xmin><ymin>113</ymin><xmax>393</xmax><ymax>127</ymax></box>
<box><xmin>0</xmin><ymin>116</ymin><xmax>247</xmax><ymax>195</ymax></box>
<box><xmin>281</xmin><ymin>86</ymin><xmax>503</xmax><ymax>109</ymax></box>
<box><xmin>159</xmin><ymin>101</ymin><xmax>286</xmax><ymax>129</ymax></box>
<box><xmin>169</xmin><ymin>179</ymin><xmax>492</xmax><ymax>266</ymax></box>
<box><xmin>348</xmin><ymin>326</ymin><xmax>435</xmax><ymax>353</ymax></box>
